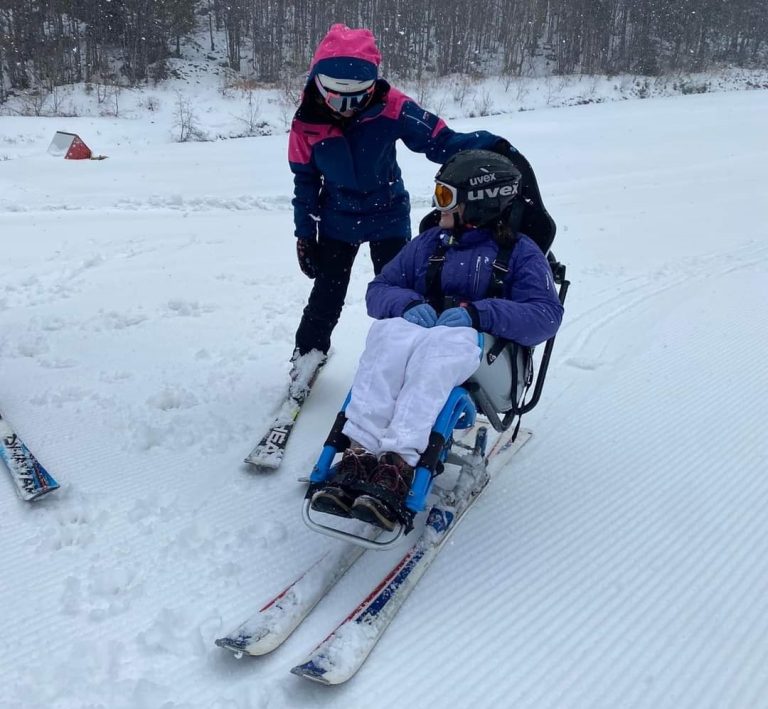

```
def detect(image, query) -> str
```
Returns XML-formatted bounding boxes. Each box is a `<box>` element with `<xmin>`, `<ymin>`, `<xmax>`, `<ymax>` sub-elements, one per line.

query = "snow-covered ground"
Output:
<box><xmin>1</xmin><ymin>86</ymin><xmax>767</xmax><ymax>708</ymax></box>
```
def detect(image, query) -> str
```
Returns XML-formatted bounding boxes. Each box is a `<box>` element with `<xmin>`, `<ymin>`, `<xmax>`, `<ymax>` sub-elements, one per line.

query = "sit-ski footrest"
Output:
<box><xmin>301</xmin><ymin>500</ymin><xmax>404</xmax><ymax>550</ymax></box>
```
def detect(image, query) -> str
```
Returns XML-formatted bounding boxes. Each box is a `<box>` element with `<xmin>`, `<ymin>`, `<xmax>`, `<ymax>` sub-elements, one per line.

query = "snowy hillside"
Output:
<box><xmin>1</xmin><ymin>88</ymin><xmax>767</xmax><ymax>708</ymax></box>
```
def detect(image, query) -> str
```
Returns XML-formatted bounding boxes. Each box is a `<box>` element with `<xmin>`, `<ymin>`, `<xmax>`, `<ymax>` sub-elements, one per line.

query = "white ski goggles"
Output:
<box><xmin>315</xmin><ymin>75</ymin><xmax>375</xmax><ymax>115</ymax></box>
<box><xmin>433</xmin><ymin>181</ymin><xmax>460</xmax><ymax>211</ymax></box>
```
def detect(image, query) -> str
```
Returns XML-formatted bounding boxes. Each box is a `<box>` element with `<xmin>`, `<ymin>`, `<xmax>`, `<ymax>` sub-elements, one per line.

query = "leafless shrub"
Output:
<box><xmin>409</xmin><ymin>76</ymin><xmax>435</xmax><ymax>110</ymax></box>
<box><xmin>515</xmin><ymin>78</ymin><xmax>530</xmax><ymax>105</ymax></box>
<box><xmin>16</xmin><ymin>88</ymin><xmax>49</xmax><ymax>116</ymax></box>
<box><xmin>140</xmin><ymin>95</ymin><xmax>161</xmax><ymax>112</ymax></box>
<box><xmin>94</xmin><ymin>80</ymin><xmax>111</xmax><ymax>105</ymax></box>
<box><xmin>97</xmin><ymin>85</ymin><xmax>122</xmax><ymax>117</ymax></box>
<box><xmin>452</xmin><ymin>74</ymin><xmax>473</xmax><ymax>108</ymax></box>
<box><xmin>544</xmin><ymin>75</ymin><xmax>557</xmax><ymax>105</ymax></box>
<box><xmin>235</xmin><ymin>88</ymin><xmax>263</xmax><ymax>135</ymax></box>
<box><xmin>219</xmin><ymin>70</ymin><xmax>263</xmax><ymax>97</ymax></box>
<box><xmin>476</xmin><ymin>88</ymin><xmax>494</xmax><ymax>116</ymax></box>
<box><xmin>276</xmin><ymin>71</ymin><xmax>303</xmax><ymax>129</ymax></box>
<box><xmin>173</xmin><ymin>91</ymin><xmax>206</xmax><ymax>142</ymax></box>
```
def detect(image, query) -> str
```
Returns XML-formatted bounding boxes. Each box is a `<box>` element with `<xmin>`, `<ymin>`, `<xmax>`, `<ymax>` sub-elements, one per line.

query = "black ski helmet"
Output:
<box><xmin>434</xmin><ymin>150</ymin><xmax>522</xmax><ymax>228</ymax></box>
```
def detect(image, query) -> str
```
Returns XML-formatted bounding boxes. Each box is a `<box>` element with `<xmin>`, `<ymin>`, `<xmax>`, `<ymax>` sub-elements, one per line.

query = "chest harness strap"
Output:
<box><xmin>424</xmin><ymin>237</ymin><xmax>515</xmax><ymax>312</ymax></box>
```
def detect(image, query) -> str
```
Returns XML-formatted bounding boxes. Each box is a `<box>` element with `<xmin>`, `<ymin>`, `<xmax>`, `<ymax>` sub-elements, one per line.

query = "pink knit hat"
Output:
<box><xmin>309</xmin><ymin>24</ymin><xmax>381</xmax><ymax>81</ymax></box>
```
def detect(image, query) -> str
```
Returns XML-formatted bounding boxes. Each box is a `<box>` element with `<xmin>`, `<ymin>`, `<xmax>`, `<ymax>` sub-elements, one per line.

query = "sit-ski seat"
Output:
<box><xmin>464</xmin><ymin>334</ymin><xmax>533</xmax><ymax>432</ymax></box>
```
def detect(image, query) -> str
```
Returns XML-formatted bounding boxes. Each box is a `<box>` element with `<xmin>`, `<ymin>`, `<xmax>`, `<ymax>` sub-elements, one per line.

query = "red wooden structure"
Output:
<box><xmin>47</xmin><ymin>132</ymin><xmax>93</xmax><ymax>159</ymax></box>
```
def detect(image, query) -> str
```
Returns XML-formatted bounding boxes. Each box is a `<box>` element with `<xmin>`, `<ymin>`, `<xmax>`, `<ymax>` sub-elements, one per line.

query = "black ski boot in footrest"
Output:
<box><xmin>309</xmin><ymin>484</ymin><xmax>355</xmax><ymax>519</ymax></box>
<box><xmin>349</xmin><ymin>481</ymin><xmax>416</xmax><ymax>533</ymax></box>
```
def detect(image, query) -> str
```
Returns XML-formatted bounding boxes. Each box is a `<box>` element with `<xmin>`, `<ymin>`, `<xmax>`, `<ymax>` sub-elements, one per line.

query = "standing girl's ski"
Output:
<box><xmin>244</xmin><ymin>351</ymin><xmax>327</xmax><ymax>470</ymax></box>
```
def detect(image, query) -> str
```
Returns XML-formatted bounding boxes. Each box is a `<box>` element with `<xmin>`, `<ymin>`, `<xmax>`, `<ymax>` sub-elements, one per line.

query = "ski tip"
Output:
<box><xmin>243</xmin><ymin>456</ymin><xmax>281</xmax><ymax>470</ymax></box>
<box><xmin>214</xmin><ymin>636</ymin><xmax>240</xmax><ymax>650</ymax></box>
<box><xmin>290</xmin><ymin>661</ymin><xmax>333</xmax><ymax>685</ymax></box>
<box><xmin>28</xmin><ymin>484</ymin><xmax>60</xmax><ymax>501</ymax></box>
<box><xmin>215</xmin><ymin>636</ymin><xmax>251</xmax><ymax>657</ymax></box>
<box><xmin>18</xmin><ymin>475</ymin><xmax>60</xmax><ymax>501</ymax></box>
<box><xmin>216</xmin><ymin>634</ymin><xmax>278</xmax><ymax>657</ymax></box>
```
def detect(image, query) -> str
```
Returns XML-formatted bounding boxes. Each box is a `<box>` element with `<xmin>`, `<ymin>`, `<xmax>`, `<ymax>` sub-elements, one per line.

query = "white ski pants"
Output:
<box><xmin>342</xmin><ymin>318</ymin><xmax>481</xmax><ymax>466</ymax></box>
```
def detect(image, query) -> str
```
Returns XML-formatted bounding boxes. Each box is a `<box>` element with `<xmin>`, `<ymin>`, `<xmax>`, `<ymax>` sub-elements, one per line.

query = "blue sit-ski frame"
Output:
<box><xmin>302</xmin><ymin>335</ymin><xmax>487</xmax><ymax>550</ymax></box>
<box><xmin>302</xmin><ymin>386</ymin><xmax>479</xmax><ymax>549</ymax></box>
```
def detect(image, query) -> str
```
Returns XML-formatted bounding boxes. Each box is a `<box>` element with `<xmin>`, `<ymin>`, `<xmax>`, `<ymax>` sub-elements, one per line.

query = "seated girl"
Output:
<box><xmin>311</xmin><ymin>149</ymin><xmax>564</xmax><ymax>531</ymax></box>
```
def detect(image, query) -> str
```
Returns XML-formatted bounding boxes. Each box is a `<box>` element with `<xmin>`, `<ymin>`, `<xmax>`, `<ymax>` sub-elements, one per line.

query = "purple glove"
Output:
<box><xmin>436</xmin><ymin>306</ymin><xmax>473</xmax><ymax>328</ymax></box>
<box><xmin>403</xmin><ymin>303</ymin><xmax>438</xmax><ymax>328</ymax></box>
<box><xmin>296</xmin><ymin>237</ymin><xmax>319</xmax><ymax>279</ymax></box>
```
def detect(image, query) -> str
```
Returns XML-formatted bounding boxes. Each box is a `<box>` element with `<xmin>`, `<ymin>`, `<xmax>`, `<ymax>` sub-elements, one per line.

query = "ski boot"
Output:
<box><xmin>310</xmin><ymin>447</ymin><xmax>378</xmax><ymax>517</ymax></box>
<box><xmin>351</xmin><ymin>452</ymin><xmax>415</xmax><ymax>532</ymax></box>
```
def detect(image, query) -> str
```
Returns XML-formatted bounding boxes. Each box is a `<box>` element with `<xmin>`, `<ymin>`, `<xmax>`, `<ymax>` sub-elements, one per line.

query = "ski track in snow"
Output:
<box><xmin>1</xmin><ymin>90</ymin><xmax>768</xmax><ymax>708</ymax></box>
<box><xmin>0</xmin><ymin>193</ymin><xmax>293</xmax><ymax>214</ymax></box>
<box><xmin>558</xmin><ymin>239</ymin><xmax>768</xmax><ymax>369</ymax></box>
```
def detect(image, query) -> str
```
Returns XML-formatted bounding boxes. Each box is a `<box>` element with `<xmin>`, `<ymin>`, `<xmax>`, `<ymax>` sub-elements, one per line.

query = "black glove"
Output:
<box><xmin>493</xmin><ymin>138</ymin><xmax>518</xmax><ymax>160</ymax></box>
<box><xmin>296</xmin><ymin>237</ymin><xmax>319</xmax><ymax>279</ymax></box>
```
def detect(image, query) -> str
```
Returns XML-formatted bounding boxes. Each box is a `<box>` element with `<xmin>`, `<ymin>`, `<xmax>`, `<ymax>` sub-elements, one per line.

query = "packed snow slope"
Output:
<box><xmin>1</xmin><ymin>89</ymin><xmax>767</xmax><ymax>709</ymax></box>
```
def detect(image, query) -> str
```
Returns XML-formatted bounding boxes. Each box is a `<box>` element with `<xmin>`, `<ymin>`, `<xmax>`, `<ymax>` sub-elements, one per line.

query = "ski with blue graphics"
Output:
<box><xmin>0</xmin><ymin>411</ymin><xmax>59</xmax><ymax>501</ymax></box>
<box><xmin>290</xmin><ymin>428</ymin><xmax>531</xmax><ymax>685</ymax></box>
<box><xmin>244</xmin><ymin>353</ymin><xmax>327</xmax><ymax>470</ymax></box>
<box><xmin>218</xmin><ymin>425</ymin><xmax>530</xmax><ymax>684</ymax></box>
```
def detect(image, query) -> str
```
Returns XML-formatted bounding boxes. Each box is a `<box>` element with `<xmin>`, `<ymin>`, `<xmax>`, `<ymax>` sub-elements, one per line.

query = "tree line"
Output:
<box><xmin>1</xmin><ymin>0</ymin><xmax>766</xmax><ymax>102</ymax></box>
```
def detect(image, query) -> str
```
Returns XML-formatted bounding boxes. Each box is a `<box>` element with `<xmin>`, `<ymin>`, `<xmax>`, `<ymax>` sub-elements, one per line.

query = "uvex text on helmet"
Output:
<box><xmin>435</xmin><ymin>150</ymin><xmax>522</xmax><ymax>227</ymax></box>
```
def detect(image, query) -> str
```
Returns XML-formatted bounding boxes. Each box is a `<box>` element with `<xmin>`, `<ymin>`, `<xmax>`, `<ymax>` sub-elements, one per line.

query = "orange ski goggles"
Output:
<box><xmin>433</xmin><ymin>181</ymin><xmax>460</xmax><ymax>211</ymax></box>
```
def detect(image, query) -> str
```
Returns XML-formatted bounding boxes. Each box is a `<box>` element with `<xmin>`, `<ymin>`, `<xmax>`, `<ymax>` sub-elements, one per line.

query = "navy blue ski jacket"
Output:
<box><xmin>366</xmin><ymin>226</ymin><xmax>563</xmax><ymax>346</ymax></box>
<box><xmin>288</xmin><ymin>83</ymin><xmax>503</xmax><ymax>243</ymax></box>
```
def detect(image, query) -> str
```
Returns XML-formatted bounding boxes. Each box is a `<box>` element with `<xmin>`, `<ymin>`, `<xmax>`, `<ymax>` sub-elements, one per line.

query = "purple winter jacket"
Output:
<box><xmin>366</xmin><ymin>226</ymin><xmax>563</xmax><ymax>347</ymax></box>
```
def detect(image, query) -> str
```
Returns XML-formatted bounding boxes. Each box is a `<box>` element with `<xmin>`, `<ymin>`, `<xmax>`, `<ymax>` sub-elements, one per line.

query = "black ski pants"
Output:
<box><xmin>295</xmin><ymin>237</ymin><xmax>408</xmax><ymax>356</ymax></box>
